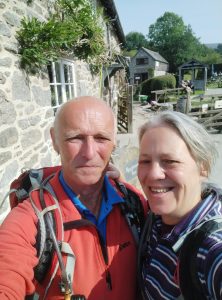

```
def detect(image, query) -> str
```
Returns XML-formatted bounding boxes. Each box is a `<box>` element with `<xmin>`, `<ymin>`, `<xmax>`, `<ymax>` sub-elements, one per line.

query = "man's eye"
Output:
<box><xmin>138</xmin><ymin>159</ymin><xmax>151</xmax><ymax>164</ymax></box>
<box><xmin>66</xmin><ymin>136</ymin><xmax>82</xmax><ymax>142</ymax></box>
<box><xmin>95</xmin><ymin>136</ymin><xmax>110</xmax><ymax>142</ymax></box>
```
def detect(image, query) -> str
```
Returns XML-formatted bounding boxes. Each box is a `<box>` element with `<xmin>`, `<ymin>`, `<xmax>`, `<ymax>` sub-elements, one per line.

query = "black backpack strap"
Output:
<box><xmin>28</xmin><ymin>175</ymin><xmax>75</xmax><ymax>299</ymax></box>
<box><xmin>178</xmin><ymin>218</ymin><xmax>222</xmax><ymax>300</ymax></box>
<box><xmin>32</xmin><ymin>175</ymin><xmax>58</xmax><ymax>283</ymax></box>
<box><xmin>137</xmin><ymin>211</ymin><xmax>155</xmax><ymax>300</ymax></box>
<box><xmin>114</xmin><ymin>180</ymin><xmax>145</xmax><ymax>245</ymax></box>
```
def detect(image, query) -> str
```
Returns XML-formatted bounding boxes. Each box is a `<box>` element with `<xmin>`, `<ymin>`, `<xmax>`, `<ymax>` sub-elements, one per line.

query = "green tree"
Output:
<box><xmin>216</xmin><ymin>44</ymin><xmax>222</xmax><ymax>55</ymax></box>
<box><xmin>125</xmin><ymin>31</ymin><xmax>148</xmax><ymax>51</ymax></box>
<box><xmin>198</xmin><ymin>45</ymin><xmax>222</xmax><ymax>64</ymax></box>
<box><xmin>122</xmin><ymin>49</ymin><xmax>137</xmax><ymax>57</ymax></box>
<box><xmin>147</xmin><ymin>12</ymin><xmax>204</xmax><ymax>73</ymax></box>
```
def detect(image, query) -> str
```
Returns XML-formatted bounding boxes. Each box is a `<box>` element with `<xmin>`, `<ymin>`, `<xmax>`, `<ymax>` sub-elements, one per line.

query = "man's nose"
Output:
<box><xmin>82</xmin><ymin>137</ymin><xmax>96</xmax><ymax>159</ymax></box>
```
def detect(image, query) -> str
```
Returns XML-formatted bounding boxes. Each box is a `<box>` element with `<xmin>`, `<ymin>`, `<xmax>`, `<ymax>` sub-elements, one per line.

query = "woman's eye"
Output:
<box><xmin>163</xmin><ymin>159</ymin><xmax>178</xmax><ymax>165</ymax></box>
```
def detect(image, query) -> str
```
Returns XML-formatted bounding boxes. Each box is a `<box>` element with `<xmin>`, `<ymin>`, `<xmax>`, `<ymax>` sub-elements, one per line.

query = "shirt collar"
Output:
<box><xmin>59</xmin><ymin>171</ymin><xmax>124</xmax><ymax>217</ymax></box>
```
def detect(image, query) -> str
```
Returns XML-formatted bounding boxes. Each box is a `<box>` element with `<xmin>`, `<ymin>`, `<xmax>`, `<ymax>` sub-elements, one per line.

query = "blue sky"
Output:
<box><xmin>114</xmin><ymin>0</ymin><xmax>222</xmax><ymax>44</ymax></box>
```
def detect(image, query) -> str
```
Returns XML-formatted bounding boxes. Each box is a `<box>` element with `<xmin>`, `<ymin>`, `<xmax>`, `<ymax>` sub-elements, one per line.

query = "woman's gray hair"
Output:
<box><xmin>139</xmin><ymin>111</ymin><xmax>218</xmax><ymax>176</ymax></box>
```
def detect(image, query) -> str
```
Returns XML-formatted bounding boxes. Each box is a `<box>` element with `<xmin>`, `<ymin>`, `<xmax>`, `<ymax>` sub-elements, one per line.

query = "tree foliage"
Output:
<box><xmin>216</xmin><ymin>44</ymin><xmax>222</xmax><ymax>55</ymax></box>
<box><xmin>147</xmin><ymin>12</ymin><xmax>202</xmax><ymax>72</ymax></box>
<box><xmin>198</xmin><ymin>45</ymin><xmax>222</xmax><ymax>65</ymax></box>
<box><xmin>17</xmin><ymin>0</ymin><xmax>108</xmax><ymax>73</ymax></box>
<box><xmin>147</xmin><ymin>12</ymin><xmax>222</xmax><ymax>73</ymax></box>
<box><xmin>125</xmin><ymin>31</ymin><xmax>148</xmax><ymax>51</ymax></box>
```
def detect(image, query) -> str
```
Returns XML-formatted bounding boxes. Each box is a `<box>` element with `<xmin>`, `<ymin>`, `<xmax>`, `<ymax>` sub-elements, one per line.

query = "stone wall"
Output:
<box><xmin>0</xmin><ymin>0</ymin><xmax>125</xmax><ymax>223</ymax></box>
<box><xmin>0</xmin><ymin>0</ymin><xmax>56</xmax><ymax>222</ymax></box>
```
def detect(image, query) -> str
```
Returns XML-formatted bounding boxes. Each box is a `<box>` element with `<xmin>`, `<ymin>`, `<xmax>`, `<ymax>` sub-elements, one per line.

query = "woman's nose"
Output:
<box><xmin>148</xmin><ymin>162</ymin><xmax>166</xmax><ymax>180</ymax></box>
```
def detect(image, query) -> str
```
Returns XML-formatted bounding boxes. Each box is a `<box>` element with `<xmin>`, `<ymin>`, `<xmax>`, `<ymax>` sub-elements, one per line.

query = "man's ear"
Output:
<box><xmin>50</xmin><ymin>127</ymin><xmax>59</xmax><ymax>154</ymax></box>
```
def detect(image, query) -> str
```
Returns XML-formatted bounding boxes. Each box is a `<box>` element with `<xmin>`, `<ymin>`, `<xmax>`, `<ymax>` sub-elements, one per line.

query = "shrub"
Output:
<box><xmin>140</xmin><ymin>74</ymin><xmax>176</xmax><ymax>98</ymax></box>
<box><xmin>140</xmin><ymin>78</ymin><xmax>152</xmax><ymax>96</ymax></box>
<box><xmin>133</xmin><ymin>85</ymin><xmax>141</xmax><ymax>101</ymax></box>
<box><xmin>151</xmin><ymin>74</ymin><xmax>176</xmax><ymax>90</ymax></box>
<box><xmin>148</xmin><ymin>68</ymin><xmax>154</xmax><ymax>79</ymax></box>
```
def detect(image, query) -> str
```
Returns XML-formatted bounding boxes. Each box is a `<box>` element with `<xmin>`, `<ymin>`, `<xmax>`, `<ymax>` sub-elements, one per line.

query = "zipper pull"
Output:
<box><xmin>106</xmin><ymin>270</ymin><xmax>112</xmax><ymax>290</ymax></box>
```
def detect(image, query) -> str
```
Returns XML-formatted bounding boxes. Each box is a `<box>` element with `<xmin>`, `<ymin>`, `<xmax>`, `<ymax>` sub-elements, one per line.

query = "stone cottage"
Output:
<box><xmin>0</xmin><ymin>0</ymin><xmax>128</xmax><ymax>222</ymax></box>
<box><xmin>129</xmin><ymin>47</ymin><xmax>169</xmax><ymax>84</ymax></box>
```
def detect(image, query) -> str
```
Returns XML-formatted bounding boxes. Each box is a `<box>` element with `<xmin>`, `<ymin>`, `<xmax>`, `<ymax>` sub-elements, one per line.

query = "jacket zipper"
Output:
<box><xmin>97</xmin><ymin>231</ymin><xmax>112</xmax><ymax>291</ymax></box>
<box><xmin>64</xmin><ymin>218</ymin><xmax>113</xmax><ymax>291</ymax></box>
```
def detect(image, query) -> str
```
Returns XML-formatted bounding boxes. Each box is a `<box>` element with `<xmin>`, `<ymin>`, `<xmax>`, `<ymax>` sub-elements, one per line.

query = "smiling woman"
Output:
<box><xmin>138</xmin><ymin>124</ymin><xmax>204</xmax><ymax>225</ymax></box>
<box><xmin>137</xmin><ymin>111</ymin><xmax>222</xmax><ymax>300</ymax></box>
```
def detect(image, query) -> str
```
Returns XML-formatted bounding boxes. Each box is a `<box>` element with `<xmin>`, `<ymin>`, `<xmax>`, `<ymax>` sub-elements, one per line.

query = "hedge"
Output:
<box><xmin>140</xmin><ymin>74</ymin><xmax>176</xmax><ymax>97</ymax></box>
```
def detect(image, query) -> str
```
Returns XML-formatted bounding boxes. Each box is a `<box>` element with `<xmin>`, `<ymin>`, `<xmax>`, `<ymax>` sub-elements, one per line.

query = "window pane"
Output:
<box><xmin>70</xmin><ymin>85</ymin><xmax>75</xmax><ymax>98</ymax></box>
<box><xmin>48</xmin><ymin>60</ymin><xmax>76</xmax><ymax>107</ymax></box>
<box><xmin>55</xmin><ymin>62</ymin><xmax>61</xmax><ymax>82</ymax></box>
<box><xmin>136</xmin><ymin>58</ymin><xmax>148</xmax><ymax>65</ymax></box>
<box><xmin>57</xmin><ymin>85</ymin><xmax>62</xmax><ymax>104</ymax></box>
<box><xmin>64</xmin><ymin>64</ymin><xmax>69</xmax><ymax>83</ymax></box>
<box><xmin>69</xmin><ymin>65</ymin><xmax>74</xmax><ymax>82</ymax></box>
<box><xmin>66</xmin><ymin>85</ymin><xmax>75</xmax><ymax>100</ymax></box>
<box><xmin>50</xmin><ymin>86</ymin><xmax>57</xmax><ymax>106</ymax></box>
<box><xmin>47</xmin><ymin>65</ymin><xmax>53</xmax><ymax>82</ymax></box>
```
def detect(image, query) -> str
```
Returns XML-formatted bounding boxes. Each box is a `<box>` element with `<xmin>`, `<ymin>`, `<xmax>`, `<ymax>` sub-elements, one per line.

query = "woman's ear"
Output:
<box><xmin>200</xmin><ymin>163</ymin><xmax>208</xmax><ymax>178</ymax></box>
<box><xmin>50</xmin><ymin>127</ymin><xmax>59</xmax><ymax>154</ymax></box>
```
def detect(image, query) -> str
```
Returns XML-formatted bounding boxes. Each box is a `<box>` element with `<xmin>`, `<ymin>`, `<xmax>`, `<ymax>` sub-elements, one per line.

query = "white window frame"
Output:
<box><xmin>49</xmin><ymin>59</ymin><xmax>77</xmax><ymax>108</ymax></box>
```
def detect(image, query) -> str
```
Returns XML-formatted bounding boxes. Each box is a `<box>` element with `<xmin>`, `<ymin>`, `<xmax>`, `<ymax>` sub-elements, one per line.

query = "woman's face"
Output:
<box><xmin>138</xmin><ymin>125</ymin><xmax>206</xmax><ymax>225</ymax></box>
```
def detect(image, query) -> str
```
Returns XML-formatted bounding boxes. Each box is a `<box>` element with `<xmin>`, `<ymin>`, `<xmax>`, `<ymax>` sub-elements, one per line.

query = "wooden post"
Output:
<box><xmin>185</xmin><ymin>91</ymin><xmax>191</xmax><ymax>114</ymax></box>
<box><xmin>127</xmin><ymin>84</ymin><xmax>133</xmax><ymax>133</ymax></box>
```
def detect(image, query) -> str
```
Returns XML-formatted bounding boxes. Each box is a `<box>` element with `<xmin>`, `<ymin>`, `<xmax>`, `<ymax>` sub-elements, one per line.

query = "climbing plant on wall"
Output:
<box><xmin>17</xmin><ymin>0</ymin><xmax>108</xmax><ymax>73</ymax></box>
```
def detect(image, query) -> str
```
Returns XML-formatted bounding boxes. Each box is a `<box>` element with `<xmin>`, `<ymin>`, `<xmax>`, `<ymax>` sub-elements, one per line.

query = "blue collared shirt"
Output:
<box><xmin>59</xmin><ymin>172</ymin><xmax>124</xmax><ymax>244</ymax></box>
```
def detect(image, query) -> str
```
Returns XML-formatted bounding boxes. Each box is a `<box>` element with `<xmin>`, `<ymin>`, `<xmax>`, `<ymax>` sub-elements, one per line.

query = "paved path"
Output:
<box><xmin>200</xmin><ymin>88</ymin><xmax>222</xmax><ymax>186</ymax></box>
<box><xmin>209</xmin><ymin>133</ymin><xmax>222</xmax><ymax>187</ymax></box>
<box><xmin>205</xmin><ymin>88</ymin><xmax>222</xmax><ymax>95</ymax></box>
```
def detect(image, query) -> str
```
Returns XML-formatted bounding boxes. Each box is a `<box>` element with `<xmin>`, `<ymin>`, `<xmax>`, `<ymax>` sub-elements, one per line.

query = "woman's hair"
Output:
<box><xmin>139</xmin><ymin>111</ymin><xmax>218</xmax><ymax>176</ymax></box>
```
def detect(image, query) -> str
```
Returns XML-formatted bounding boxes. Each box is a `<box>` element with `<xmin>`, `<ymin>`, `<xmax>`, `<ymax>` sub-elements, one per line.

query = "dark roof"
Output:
<box><xmin>179</xmin><ymin>59</ymin><xmax>208</xmax><ymax>69</ymax></box>
<box><xmin>141</xmin><ymin>47</ymin><xmax>168</xmax><ymax>64</ymax></box>
<box><xmin>101</xmin><ymin>0</ymin><xmax>125</xmax><ymax>46</ymax></box>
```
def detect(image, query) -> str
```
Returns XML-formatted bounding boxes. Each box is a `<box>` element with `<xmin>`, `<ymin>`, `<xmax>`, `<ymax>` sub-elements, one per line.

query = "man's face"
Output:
<box><xmin>52</xmin><ymin>101</ymin><xmax>115</xmax><ymax>189</ymax></box>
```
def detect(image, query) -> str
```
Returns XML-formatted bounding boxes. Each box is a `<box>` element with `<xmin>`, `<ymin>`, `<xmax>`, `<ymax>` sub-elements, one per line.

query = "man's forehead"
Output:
<box><xmin>63</xmin><ymin>128</ymin><xmax>114</xmax><ymax>137</ymax></box>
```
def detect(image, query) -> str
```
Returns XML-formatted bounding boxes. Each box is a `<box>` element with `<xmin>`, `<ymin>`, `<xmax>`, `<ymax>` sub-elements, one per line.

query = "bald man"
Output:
<box><xmin>0</xmin><ymin>96</ymin><xmax>146</xmax><ymax>300</ymax></box>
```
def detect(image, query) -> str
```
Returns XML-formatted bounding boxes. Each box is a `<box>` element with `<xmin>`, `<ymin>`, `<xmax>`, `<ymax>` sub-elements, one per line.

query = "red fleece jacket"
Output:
<box><xmin>0</xmin><ymin>170</ymin><xmax>147</xmax><ymax>300</ymax></box>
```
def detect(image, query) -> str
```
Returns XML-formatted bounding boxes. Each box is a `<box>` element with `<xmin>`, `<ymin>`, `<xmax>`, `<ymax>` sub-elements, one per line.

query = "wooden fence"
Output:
<box><xmin>117</xmin><ymin>84</ymin><xmax>133</xmax><ymax>133</ymax></box>
<box><xmin>151</xmin><ymin>87</ymin><xmax>184</xmax><ymax>102</ymax></box>
<box><xmin>188</xmin><ymin>94</ymin><xmax>222</xmax><ymax>132</ymax></box>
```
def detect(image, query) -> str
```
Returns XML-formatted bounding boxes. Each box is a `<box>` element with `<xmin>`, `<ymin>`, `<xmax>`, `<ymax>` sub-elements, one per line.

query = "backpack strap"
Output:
<box><xmin>114</xmin><ymin>180</ymin><xmax>145</xmax><ymax>245</ymax></box>
<box><xmin>137</xmin><ymin>211</ymin><xmax>155</xmax><ymax>300</ymax></box>
<box><xmin>27</xmin><ymin>174</ymin><xmax>75</xmax><ymax>299</ymax></box>
<box><xmin>175</xmin><ymin>217</ymin><xmax>222</xmax><ymax>299</ymax></box>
